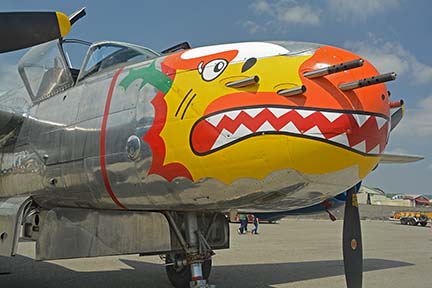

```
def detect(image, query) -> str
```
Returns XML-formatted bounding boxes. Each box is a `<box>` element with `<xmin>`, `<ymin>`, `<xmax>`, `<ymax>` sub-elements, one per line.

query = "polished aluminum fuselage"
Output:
<box><xmin>0</xmin><ymin>65</ymin><xmax>359</xmax><ymax>212</ymax></box>
<box><xmin>1</xmin><ymin>39</ymin><xmax>388</xmax><ymax>212</ymax></box>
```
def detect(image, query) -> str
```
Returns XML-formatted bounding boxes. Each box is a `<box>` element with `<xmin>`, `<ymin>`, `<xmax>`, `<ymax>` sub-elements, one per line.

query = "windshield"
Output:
<box><xmin>79</xmin><ymin>42</ymin><xmax>159</xmax><ymax>80</ymax></box>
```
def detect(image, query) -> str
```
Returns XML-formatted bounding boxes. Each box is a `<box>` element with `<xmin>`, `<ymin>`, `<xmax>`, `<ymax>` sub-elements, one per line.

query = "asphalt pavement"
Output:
<box><xmin>1</xmin><ymin>219</ymin><xmax>431</xmax><ymax>288</ymax></box>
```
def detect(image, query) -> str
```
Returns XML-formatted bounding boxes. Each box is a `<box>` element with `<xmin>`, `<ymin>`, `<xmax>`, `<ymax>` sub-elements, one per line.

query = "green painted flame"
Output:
<box><xmin>119</xmin><ymin>60</ymin><xmax>172</xmax><ymax>94</ymax></box>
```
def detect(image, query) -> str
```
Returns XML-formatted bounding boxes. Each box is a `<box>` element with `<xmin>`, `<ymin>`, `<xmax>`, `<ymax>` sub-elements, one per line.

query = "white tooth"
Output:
<box><xmin>280</xmin><ymin>122</ymin><xmax>300</xmax><ymax>134</ymax></box>
<box><xmin>244</xmin><ymin>108</ymin><xmax>263</xmax><ymax>118</ymax></box>
<box><xmin>352</xmin><ymin>140</ymin><xmax>366</xmax><ymax>153</ymax></box>
<box><xmin>369</xmin><ymin>144</ymin><xmax>380</xmax><ymax>154</ymax></box>
<box><xmin>376</xmin><ymin>117</ymin><xmax>387</xmax><ymax>129</ymax></box>
<box><xmin>221</xmin><ymin>128</ymin><xmax>232</xmax><ymax>138</ymax></box>
<box><xmin>206</xmin><ymin>114</ymin><xmax>224</xmax><ymax>127</ymax></box>
<box><xmin>321</xmin><ymin>111</ymin><xmax>342</xmax><ymax>123</ymax></box>
<box><xmin>225</xmin><ymin>110</ymin><xmax>241</xmax><ymax>120</ymax></box>
<box><xmin>232</xmin><ymin>124</ymin><xmax>253</xmax><ymax>139</ymax></box>
<box><xmin>211</xmin><ymin>129</ymin><xmax>231</xmax><ymax>150</ymax></box>
<box><xmin>297</xmin><ymin>109</ymin><xmax>315</xmax><ymax>118</ymax></box>
<box><xmin>353</xmin><ymin>114</ymin><xmax>370</xmax><ymax>127</ymax></box>
<box><xmin>269</xmin><ymin>107</ymin><xmax>290</xmax><ymax>118</ymax></box>
<box><xmin>257</xmin><ymin>121</ymin><xmax>275</xmax><ymax>132</ymax></box>
<box><xmin>304</xmin><ymin>126</ymin><xmax>325</xmax><ymax>139</ymax></box>
<box><xmin>329</xmin><ymin>133</ymin><xmax>349</xmax><ymax>147</ymax></box>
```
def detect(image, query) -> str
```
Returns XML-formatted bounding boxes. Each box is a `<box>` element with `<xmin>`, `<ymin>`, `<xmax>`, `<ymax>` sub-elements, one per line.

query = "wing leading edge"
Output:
<box><xmin>0</xmin><ymin>105</ymin><xmax>26</xmax><ymax>149</ymax></box>
<box><xmin>379</xmin><ymin>153</ymin><xmax>424</xmax><ymax>164</ymax></box>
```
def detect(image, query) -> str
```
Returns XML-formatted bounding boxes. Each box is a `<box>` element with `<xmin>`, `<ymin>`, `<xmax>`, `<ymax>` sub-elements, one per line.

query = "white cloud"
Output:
<box><xmin>250</xmin><ymin>0</ymin><xmax>321</xmax><ymax>27</ymax></box>
<box><xmin>392</xmin><ymin>96</ymin><xmax>432</xmax><ymax>138</ymax></box>
<box><xmin>245</xmin><ymin>0</ymin><xmax>400</xmax><ymax>34</ymax></box>
<box><xmin>275</xmin><ymin>4</ymin><xmax>320</xmax><ymax>25</ymax></box>
<box><xmin>406</xmin><ymin>96</ymin><xmax>432</xmax><ymax>137</ymax></box>
<box><xmin>328</xmin><ymin>0</ymin><xmax>400</xmax><ymax>21</ymax></box>
<box><xmin>344</xmin><ymin>35</ymin><xmax>432</xmax><ymax>84</ymax></box>
<box><xmin>385</xmin><ymin>147</ymin><xmax>409</xmax><ymax>155</ymax></box>
<box><xmin>243</xmin><ymin>20</ymin><xmax>266</xmax><ymax>34</ymax></box>
<box><xmin>251</xmin><ymin>0</ymin><xmax>273</xmax><ymax>14</ymax></box>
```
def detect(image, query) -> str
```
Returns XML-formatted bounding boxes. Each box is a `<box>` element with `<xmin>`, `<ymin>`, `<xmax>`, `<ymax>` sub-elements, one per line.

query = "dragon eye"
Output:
<box><xmin>200</xmin><ymin>59</ymin><xmax>228</xmax><ymax>81</ymax></box>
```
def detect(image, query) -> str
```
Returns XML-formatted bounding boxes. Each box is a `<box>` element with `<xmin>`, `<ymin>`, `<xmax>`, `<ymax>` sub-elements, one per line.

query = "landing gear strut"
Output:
<box><xmin>165</xmin><ymin>212</ymin><xmax>215</xmax><ymax>288</ymax></box>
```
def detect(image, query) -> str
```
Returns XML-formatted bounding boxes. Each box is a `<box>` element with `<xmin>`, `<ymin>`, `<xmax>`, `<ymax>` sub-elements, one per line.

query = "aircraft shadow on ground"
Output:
<box><xmin>0</xmin><ymin>255</ymin><xmax>413</xmax><ymax>288</ymax></box>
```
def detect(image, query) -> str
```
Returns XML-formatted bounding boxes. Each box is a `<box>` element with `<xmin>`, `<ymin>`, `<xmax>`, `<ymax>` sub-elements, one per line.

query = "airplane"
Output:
<box><xmin>0</xmin><ymin>8</ymin><xmax>423</xmax><ymax>288</ymax></box>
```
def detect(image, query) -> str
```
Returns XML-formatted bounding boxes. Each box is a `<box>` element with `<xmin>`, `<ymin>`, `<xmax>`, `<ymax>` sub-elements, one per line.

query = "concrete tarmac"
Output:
<box><xmin>1</xmin><ymin>219</ymin><xmax>431</xmax><ymax>288</ymax></box>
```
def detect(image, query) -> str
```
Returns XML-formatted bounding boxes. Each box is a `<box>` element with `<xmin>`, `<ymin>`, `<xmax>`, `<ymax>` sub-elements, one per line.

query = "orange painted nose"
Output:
<box><xmin>299</xmin><ymin>45</ymin><xmax>391</xmax><ymax>118</ymax></box>
<box><xmin>295</xmin><ymin>45</ymin><xmax>393</xmax><ymax>154</ymax></box>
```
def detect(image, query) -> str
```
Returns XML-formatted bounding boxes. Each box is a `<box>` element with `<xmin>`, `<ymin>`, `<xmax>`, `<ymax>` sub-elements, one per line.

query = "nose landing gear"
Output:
<box><xmin>164</xmin><ymin>212</ymin><xmax>216</xmax><ymax>288</ymax></box>
<box><xmin>165</xmin><ymin>254</ymin><xmax>212</xmax><ymax>288</ymax></box>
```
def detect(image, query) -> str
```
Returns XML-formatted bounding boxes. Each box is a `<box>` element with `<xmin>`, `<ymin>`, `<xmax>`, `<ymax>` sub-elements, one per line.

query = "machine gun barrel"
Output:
<box><xmin>339</xmin><ymin>72</ymin><xmax>397</xmax><ymax>91</ymax></box>
<box><xmin>277</xmin><ymin>85</ymin><xmax>306</xmax><ymax>97</ymax></box>
<box><xmin>226</xmin><ymin>76</ymin><xmax>259</xmax><ymax>88</ymax></box>
<box><xmin>303</xmin><ymin>59</ymin><xmax>364</xmax><ymax>79</ymax></box>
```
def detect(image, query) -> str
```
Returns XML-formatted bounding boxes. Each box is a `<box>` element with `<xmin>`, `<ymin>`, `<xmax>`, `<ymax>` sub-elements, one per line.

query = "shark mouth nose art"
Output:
<box><xmin>190</xmin><ymin>106</ymin><xmax>389</xmax><ymax>156</ymax></box>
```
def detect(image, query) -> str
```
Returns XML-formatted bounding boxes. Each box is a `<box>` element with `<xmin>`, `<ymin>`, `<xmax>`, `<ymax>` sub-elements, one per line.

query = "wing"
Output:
<box><xmin>379</xmin><ymin>153</ymin><xmax>424</xmax><ymax>164</ymax></box>
<box><xmin>0</xmin><ymin>105</ymin><xmax>26</xmax><ymax>149</ymax></box>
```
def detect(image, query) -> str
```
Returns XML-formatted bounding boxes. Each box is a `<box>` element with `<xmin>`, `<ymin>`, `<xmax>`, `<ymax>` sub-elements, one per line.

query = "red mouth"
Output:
<box><xmin>190</xmin><ymin>105</ymin><xmax>389</xmax><ymax>156</ymax></box>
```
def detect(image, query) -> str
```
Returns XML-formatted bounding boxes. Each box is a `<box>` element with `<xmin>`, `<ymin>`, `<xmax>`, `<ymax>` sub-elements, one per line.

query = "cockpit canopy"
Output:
<box><xmin>79</xmin><ymin>41</ymin><xmax>159</xmax><ymax>81</ymax></box>
<box><xmin>18</xmin><ymin>39</ymin><xmax>159</xmax><ymax>102</ymax></box>
<box><xmin>18</xmin><ymin>40</ymin><xmax>73</xmax><ymax>101</ymax></box>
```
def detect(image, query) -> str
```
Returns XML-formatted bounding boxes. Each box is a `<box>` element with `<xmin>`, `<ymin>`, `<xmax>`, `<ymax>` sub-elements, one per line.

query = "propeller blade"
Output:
<box><xmin>343</xmin><ymin>185</ymin><xmax>363</xmax><ymax>288</ymax></box>
<box><xmin>0</xmin><ymin>11</ymin><xmax>71</xmax><ymax>53</ymax></box>
<box><xmin>390</xmin><ymin>105</ymin><xmax>404</xmax><ymax>131</ymax></box>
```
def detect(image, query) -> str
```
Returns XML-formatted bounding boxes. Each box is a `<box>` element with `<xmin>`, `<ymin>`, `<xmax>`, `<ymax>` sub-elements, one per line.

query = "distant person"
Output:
<box><xmin>251</xmin><ymin>215</ymin><xmax>259</xmax><ymax>234</ymax></box>
<box><xmin>238</xmin><ymin>213</ymin><xmax>247</xmax><ymax>234</ymax></box>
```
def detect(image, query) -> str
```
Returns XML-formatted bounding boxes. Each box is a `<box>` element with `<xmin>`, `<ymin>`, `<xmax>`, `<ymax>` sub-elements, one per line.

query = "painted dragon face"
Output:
<box><xmin>121</xmin><ymin>42</ymin><xmax>390</xmax><ymax>184</ymax></box>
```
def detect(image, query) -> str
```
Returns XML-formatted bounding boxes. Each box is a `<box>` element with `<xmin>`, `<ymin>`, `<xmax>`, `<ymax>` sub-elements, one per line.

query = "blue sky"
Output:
<box><xmin>1</xmin><ymin>0</ymin><xmax>431</xmax><ymax>195</ymax></box>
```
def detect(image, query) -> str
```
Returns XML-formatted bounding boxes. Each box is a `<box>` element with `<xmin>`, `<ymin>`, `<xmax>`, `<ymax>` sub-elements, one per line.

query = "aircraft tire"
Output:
<box><xmin>0</xmin><ymin>256</ymin><xmax>11</xmax><ymax>275</ymax></box>
<box><xmin>165</xmin><ymin>255</ymin><xmax>211</xmax><ymax>288</ymax></box>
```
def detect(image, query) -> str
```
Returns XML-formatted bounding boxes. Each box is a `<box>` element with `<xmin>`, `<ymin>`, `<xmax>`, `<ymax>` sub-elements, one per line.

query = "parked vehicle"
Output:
<box><xmin>391</xmin><ymin>212</ymin><xmax>431</xmax><ymax>226</ymax></box>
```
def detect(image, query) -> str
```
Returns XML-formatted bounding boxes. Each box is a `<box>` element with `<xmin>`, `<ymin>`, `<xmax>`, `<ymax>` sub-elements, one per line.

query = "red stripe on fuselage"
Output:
<box><xmin>100</xmin><ymin>67</ymin><xmax>127</xmax><ymax>209</ymax></box>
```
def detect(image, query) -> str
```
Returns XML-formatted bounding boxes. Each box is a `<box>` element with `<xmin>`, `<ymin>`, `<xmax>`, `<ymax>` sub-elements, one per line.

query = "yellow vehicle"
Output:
<box><xmin>392</xmin><ymin>212</ymin><xmax>432</xmax><ymax>226</ymax></box>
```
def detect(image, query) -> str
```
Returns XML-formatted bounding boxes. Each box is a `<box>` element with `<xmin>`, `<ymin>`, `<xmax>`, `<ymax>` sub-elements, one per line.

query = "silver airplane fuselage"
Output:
<box><xmin>0</xmin><ymin>40</ymin><xmax>391</xmax><ymax>212</ymax></box>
